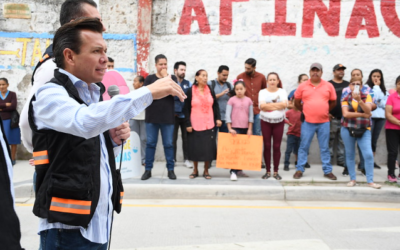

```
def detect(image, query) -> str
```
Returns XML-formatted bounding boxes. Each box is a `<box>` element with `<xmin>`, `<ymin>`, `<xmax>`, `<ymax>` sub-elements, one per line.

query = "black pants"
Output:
<box><xmin>173</xmin><ymin>116</ymin><xmax>188</xmax><ymax>161</ymax></box>
<box><xmin>386</xmin><ymin>129</ymin><xmax>400</xmax><ymax>176</ymax></box>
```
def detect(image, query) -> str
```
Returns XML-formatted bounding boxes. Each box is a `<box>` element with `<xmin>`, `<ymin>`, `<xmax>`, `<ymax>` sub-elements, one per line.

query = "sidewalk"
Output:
<box><xmin>12</xmin><ymin>160</ymin><xmax>400</xmax><ymax>203</ymax></box>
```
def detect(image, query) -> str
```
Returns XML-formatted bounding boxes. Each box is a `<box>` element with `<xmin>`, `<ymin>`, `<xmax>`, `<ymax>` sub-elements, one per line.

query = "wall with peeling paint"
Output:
<box><xmin>150</xmin><ymin>0</ymin><xmax>400</xmax><ymax>164</ymax></box>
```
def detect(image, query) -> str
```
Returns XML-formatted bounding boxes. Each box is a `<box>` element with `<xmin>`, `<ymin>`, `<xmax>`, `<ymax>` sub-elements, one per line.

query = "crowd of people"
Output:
<box><xmin>131</xmin><ymin>56</ymin><xmax>400</xmax><ymax>189</ymax></box>
<box><xmin>1</xmin><ymin>0</ymin><xmax>399</xmax><ymax>249</ymax></box>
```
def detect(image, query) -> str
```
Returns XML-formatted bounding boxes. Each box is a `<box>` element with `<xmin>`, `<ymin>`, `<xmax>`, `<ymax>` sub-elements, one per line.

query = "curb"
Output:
<box><xmin>15</xmin><ymin>183</ymin><xmax>400</xmax><ymax>203</ymax></box>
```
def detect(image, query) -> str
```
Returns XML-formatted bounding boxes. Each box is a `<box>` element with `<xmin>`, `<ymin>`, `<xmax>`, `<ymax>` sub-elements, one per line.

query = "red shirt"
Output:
<box><xmin>237</xmin><ymin>71</ymin><xmax>267</xmax><ymax>115</ymax></box>
<box><xmin>285</xmin><ymin>109</ymin><xmax>302</xmax><ymax>137</ymax></box>
<box><xmin>294</xmin><ymin>79</ymin><xmax>337</xmax><ymax>123</ymax></box>
<box><xmin>190</xmin><ymin>85</ymin><xmax>215</xmax><ymax>131</ymax></box>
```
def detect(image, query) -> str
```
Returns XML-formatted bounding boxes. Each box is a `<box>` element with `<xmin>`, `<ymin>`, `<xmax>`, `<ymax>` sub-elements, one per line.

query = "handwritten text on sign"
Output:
<box><xmin>216</xmin><ymin>133</ymin><xmax>263</xmax><ymax>171</ymax></box>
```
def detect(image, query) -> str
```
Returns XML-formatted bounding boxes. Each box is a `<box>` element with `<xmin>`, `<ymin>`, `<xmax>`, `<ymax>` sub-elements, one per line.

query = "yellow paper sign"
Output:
<box><xmin>216</xmin><ymin>132</ymin><xmax>263</xmax><ymax>171</ymax></box>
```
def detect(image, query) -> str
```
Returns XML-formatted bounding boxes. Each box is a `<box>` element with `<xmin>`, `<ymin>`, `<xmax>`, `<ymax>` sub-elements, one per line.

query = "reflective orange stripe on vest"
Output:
<box><xmin>33</xmin><ymin>150</ymin><xmax>49</xmax><ymax>165</ymax></box>
<box><xmin>39</xmin><ymin>54</ymin><xmax>49</xmax><ymax>63</ymax></box>
<box><xmin>120</xmin><ymin>192</ymin><xmax>124</xmax><ymax>204</ymax></box>
<box><xmin>50</xmin><ymin>197</ymin><xmax>91</xmax><ymax>215</ymax></box>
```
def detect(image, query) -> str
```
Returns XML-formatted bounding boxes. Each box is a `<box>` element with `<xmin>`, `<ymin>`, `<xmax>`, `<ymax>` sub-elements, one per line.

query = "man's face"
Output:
<box><xmin>67</xmin><ymin>30</ymin><xmax>108</xmax><ymax>84</ymax></box>
<box><xmin>217</xmin><ymin>70</ymin><xmax>229</xmax><ymax>83</ymax></box>
<box><xmin>156</xmin><ymin>59</ymin><xmax>168</xmax><ymax>74</ymax></box>
<box><xmin>245</xmin><ymin>64</ymin><xmax>255</xmax><ymax>76</ymax></box>
<box><xmin>81</xmin><ymin>3</ymin><xmax>106</xmax><ymax>31</ymax></box>
<box><xmin>309</xmin><ymin>68</ymin><xmax>322</xmax><ymax>81</ymax></box>
<box><xmin>175</xmin><ymin>65</ymin><xmax>186</xmax><ymax>79</ymax></box>
<box><xmin>333</xmin><ymin>68</ymin><xmax>345</xmax><ymax>80</ymax></box>
<box><xmin>107</xmin><ymin>61</ymin><xmax>114</xmax><ymax>70</ymax></box>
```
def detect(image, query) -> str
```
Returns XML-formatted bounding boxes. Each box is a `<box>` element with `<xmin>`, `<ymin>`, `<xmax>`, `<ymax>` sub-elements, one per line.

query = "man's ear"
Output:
<box><xmin>63</xmin><ymin>48</ymin><xmax>75</xmax><ymax>67</ymax></box>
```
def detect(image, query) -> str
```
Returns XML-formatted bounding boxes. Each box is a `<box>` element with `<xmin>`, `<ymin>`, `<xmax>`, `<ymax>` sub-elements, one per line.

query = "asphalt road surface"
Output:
<box><xmin>16</xmin><ymin>199</ymin><xmax>400</xmax><ymax>250</ymax></box>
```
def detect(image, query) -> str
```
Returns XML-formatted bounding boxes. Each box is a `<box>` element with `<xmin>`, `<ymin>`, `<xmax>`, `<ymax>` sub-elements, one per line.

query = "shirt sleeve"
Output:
<box><xmin>329</xmin><ymin>84</ymin><xmax>337</xmax><ymax>101</ymax></box>
<box><xmin>225</xmin><ymin>104</ymin><xmax>232</xmax><ymax>124</ymax></box>
<box><xmin>294</xmin><ymin>84</ymin><xmax>303</xmax><ymax>99</ymax></box>
<box><xmin>20</xmin><ymin>60</ymin><xmax>57</xmax><ymax>153</ymax></box>
<box><xmin>386</xmin><ymin>94</ymin><xmax>393</xmax><ymax>106</ymax></box>
<box><xmin>248</xmin><ymin>103</ymin><xmax>254</xmax><ymax>123</ymax></box>
<box><xmin>33</xmin><ymin>83</ymin><xmax>153</xmax><ymax>139</ymax></box>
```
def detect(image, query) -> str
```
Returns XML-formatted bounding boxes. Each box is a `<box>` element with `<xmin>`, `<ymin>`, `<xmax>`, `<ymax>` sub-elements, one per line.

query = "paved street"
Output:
<box><xmin>17</xmin><ymin>199</ymin><xmax>400</xmax><ymax>250</ymax></box>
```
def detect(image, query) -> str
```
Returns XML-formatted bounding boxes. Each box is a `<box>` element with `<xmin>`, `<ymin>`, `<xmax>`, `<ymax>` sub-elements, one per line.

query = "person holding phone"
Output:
<box><xmin>340</xmin><ymin>76</ymin><xmax>381</xmax><ymax>189</ymax></box>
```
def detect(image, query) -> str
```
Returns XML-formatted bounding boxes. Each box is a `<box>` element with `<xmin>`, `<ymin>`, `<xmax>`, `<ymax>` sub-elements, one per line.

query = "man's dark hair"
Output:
<box><xmin>60</xmin><ymin>0</ymin><xmax>98</xmax><ymax>26</ymax></box>
<box><xmin>218</xmin><ymin>65</ymin><xmax>229</xmax><ymax>73</ymax></box>
<box><xmin>155</xmin><ymin>54</ymin><xmax>167</xmax><ymax>64</ymax></box>
<box><xmin>53</xmin><ymin>18</ymin><xmax>103</xmax><ymax>69</ymax></box>
<box><xmin>174</xmin><ymin>61</ymin><xmax>186</xmax><ymax>70</ymax></box>
<box><xmin>108</xmin><ymin>57</ymin><xmax>114</xmax><ymax>63</ymax></box>
<box><xmin>245</xmin><ymin>58</ymin><xmax>256</xmax><ymax>67</ymax></box>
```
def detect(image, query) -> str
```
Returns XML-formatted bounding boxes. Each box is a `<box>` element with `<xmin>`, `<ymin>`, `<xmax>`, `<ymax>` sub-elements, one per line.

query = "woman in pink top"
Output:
<box><xmin>225</xmin><ymin>80</ymin><xmax>254</xmax><ymax>181</ymax></box>
<box><xmin>385</xmin><ymin>76</ymin><xmax>400</xmax><ymax>183</ymax></box>
<box><xmin>184</xmin><ymin>70</ymin><xmax>222</xmax><ymax>179</ymax></box>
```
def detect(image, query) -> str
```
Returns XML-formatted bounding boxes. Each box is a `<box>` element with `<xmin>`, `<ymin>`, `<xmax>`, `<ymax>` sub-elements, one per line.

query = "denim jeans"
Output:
<box><xmin>341</xmin><ymin>127</ymin><xmax>374</xmax><ymax>183</ymax></box>
<box><xmin>253</xmin><ymin>114</ymin><xmax>261</xmax><ymax>136</ymax></box>
<box><xmin>145</xmin><ymin>123</ymin><xmax>175</xmax><ymax>171</ymax></box>
<box><xmin>329</xmin><ymin>118</ymin><xmax>346</xmax><ymax>166</ymax></box>
<box><xmin>296</xmin><ymin>121</ymin><xmax>332</xmax><ymax>174</ymax></box>
<box><xmin>284</xmin><ymin>134</ymin><xmax>301</xmax><ymax>166</ymax></box>
<box><xmin>40</xmin><ymin>229</ymin><xmax>107</xmax><ymax>250</ymax></box>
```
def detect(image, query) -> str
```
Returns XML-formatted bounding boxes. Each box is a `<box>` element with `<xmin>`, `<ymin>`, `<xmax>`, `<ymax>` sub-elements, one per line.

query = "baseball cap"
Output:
<box><xmin>310</xmin><ymin>63</ymin><xmax>323</xmax><ymax>71</ymax></box>
<box><xmin>333</xmin><ymin>64</ymin><xmax>346</xmax><ymax>71</ymax></box>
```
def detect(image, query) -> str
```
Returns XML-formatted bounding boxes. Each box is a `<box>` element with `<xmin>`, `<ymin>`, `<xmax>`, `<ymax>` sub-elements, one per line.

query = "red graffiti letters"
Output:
<box><xmin>177</xmin><ymin>0</ymin><xmax>400</xmax><ymax>38</ymax></box>
<box><xmin>220</xmin><ymin>0</ymin><xmax>249</xmax><ymax>35</ymax></box>
<box><xmin>381</xmin><ymin>0</ymin><xmax>400</xmax><ymax>37</ymax></box>
<box><xmin>302</xmin><ymin>0</ymin><xmax>341</xmax><ymax>38</ymax></box>
<box><xmin>262</xmin><ymin>0</ymin><xmax>296</xmax><ymax>36</ymax></box>
<box><xmin>345</xmin><ymin>0</ymin><xmax>379</xmax><ymax>38</ymax></box>
<box><xmin>178</xmin><ymin>0</ymin><xmax>211</xmax><ymax>35</ymax></box>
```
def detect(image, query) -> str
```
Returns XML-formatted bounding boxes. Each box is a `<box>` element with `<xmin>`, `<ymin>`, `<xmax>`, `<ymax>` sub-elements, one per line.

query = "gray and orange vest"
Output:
<box><xmin>28</xmin><ymin>69</ymin><xmax>123</xmax><ymax>227</ymax></box>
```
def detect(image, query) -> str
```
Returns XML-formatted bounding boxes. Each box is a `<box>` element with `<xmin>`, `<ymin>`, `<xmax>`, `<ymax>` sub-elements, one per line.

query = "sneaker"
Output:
<box><xmin>230</xmin><ymin>172</ymin><xmax>237</xmax><ymax>181</ymax></box>
<box><xmin>388</xmin><ymin>174</ymin><xmax>397</xmax><ymax>183</ymax></box>
<box><xmin>237</xmin><ymin>170</ymin><xmax>249</xmax><ymax>177</ymax></box>
<box><xmin>184</xmin><ymin>160</ymin><xmax>193</xmax><ymax>168</ymax></box>
<box><xmin>305</xmin><ymin>162</ymin><xmax>311</xmax><ymax>168</ymax></box>
<box><xmin>342</xmin><ymin>167</ymin><xmax>349</xmax><ymax>176</ymax></box>
<box><xmin>284</xmin><ymin>165</ymin><xmax>289</xmax><ymax>171</ymax></box>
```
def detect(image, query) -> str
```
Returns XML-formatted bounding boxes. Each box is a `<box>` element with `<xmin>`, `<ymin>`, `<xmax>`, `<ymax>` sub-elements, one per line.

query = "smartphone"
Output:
<box><xmin>354</xmin><ymin>85</ymin><xmax>360</xmax><ymax>94</ymax></box>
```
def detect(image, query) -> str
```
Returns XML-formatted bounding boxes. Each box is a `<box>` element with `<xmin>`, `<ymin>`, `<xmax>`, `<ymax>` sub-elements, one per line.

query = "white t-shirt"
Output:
<box><xmin>20</xmin><ymin>59</ymin><xmax>57</xmax><ymax>152</ymax></box>
<box><xmin>258</xmin><ymin>88</ymin><xmax>288</xmax><ymax>123</ymax></box>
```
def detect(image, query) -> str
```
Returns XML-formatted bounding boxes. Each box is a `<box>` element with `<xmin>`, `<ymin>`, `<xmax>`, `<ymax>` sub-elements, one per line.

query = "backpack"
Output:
<box><xmin>211</xmin><ymin>80</ymin><xmax>234</xmax><ymax>97</ymax></box>
<box><xmin>31</xmin><ymin>44</ymin><xmax>54</xmax><ymax>86</ymax></box>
